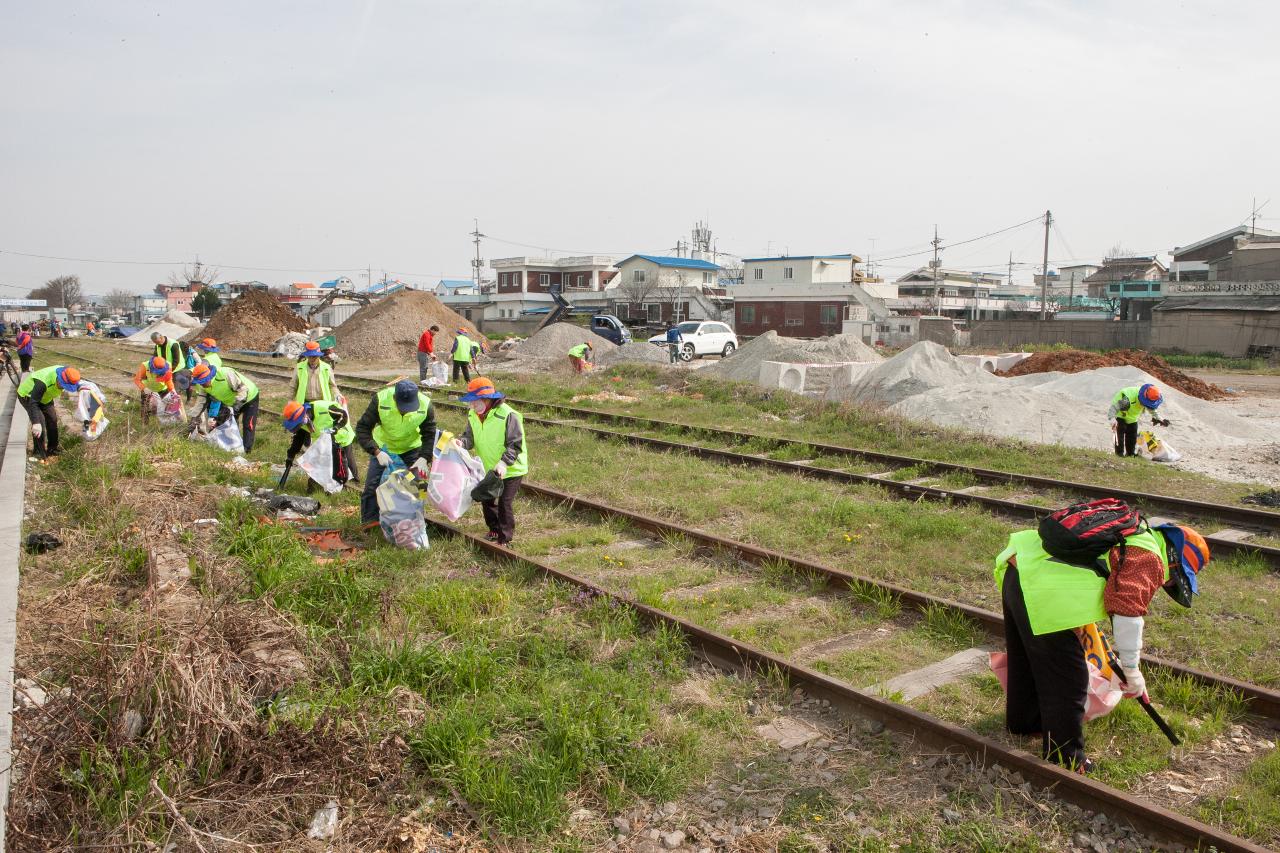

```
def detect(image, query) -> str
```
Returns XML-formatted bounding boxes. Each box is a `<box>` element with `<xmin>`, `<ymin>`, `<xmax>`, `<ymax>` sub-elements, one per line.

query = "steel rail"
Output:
<box><xmin>517</xmin><ymin>481</ymin><xmax>1280</xmax><ymax>722</ymax></box>
<box><xmin>422</xmin><ymin>518</ymin><xmax>1271</xmax><ymax>853</ymax></box>
<box><xmin>46</xmin><ymin>349</ymin><xmax>1276</xmax><ymax>850</ymax></box>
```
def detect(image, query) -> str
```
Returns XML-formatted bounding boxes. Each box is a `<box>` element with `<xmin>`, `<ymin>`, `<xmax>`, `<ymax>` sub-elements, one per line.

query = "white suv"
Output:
<box><xmin>647</xmin><ymin>321</ymin><xmax>738</xmax><ymax>361</ymax></box>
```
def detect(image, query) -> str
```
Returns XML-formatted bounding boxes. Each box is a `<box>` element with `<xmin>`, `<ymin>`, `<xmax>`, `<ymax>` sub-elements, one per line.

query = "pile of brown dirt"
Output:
<box><xmin>183</xmin><ymin>290</ymin><xmax>309</xmax><ymax>351</ymax></box>
<box><xmin>998</xmin><ymin>349</ymin><xmax>1230</xmax><ymax>400</ymax></box>
<box><xmin>334</xmin><ymin>290</ymin><xmax>484</xmax><ymax>362</ymax></box>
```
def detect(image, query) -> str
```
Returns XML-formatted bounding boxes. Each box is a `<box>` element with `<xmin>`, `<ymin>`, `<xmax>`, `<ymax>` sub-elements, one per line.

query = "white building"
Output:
<box><xmin>605</xmin><ymin>255</ymin><xmax>727</xmax><ymax>324</ymax></box>
<box><xmin>488</xmin><ymin>255</ymin><xmax>618</xmax><ymax>320</ymax></box>
<box><xmin>893</xmin><ymin>267</ymin><xmax>1049</xmax><ymax>320</ymax></box>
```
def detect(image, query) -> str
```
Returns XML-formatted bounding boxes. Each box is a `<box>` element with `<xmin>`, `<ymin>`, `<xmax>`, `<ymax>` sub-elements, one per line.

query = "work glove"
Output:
<box><xmin>410</xmin><ymin>457</ymin><xmax>430</xmax><ymax>477</ymax></box>
<box><xmin>30</xmin><ymin>423</ymin><xmax>42</xmax><ymax>438</ymax></box>
<box><xmin>375</xmin><ymin>450</ymin><xmax>392</xmax><ymax>468</ymax></box>
<box><xmin>1117</xmin><ymin>667</ymin><xmax>1147</xmax><ymax>700</ymax></box>
<box><xmin>494</xmin><ymin>461</ymin><xmax>508</xmax><ymax>478</ymax></box>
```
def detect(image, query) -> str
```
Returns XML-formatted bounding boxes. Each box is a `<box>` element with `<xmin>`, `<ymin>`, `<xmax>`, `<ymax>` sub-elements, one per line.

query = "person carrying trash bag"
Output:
<box><xmin>280</xmin><ymin>399</ymin><xmax>356</xmax><ymax>492</ymax></box>
<box><xmin>354</xmin><ymin>379</ymin><xmax>437</xmax><ymax>527</ymax></box>
<box><xmin>18</xmin><ymin>364</ymin><xmax>81</xmax><ymax>460</ymax></box>
<box><xmin>449</xmin><ymin>327</ymin><xmax>479</xmax><ymax>384</ymax></box>
<box><xmin>189</xmin><ymin>362</ymin><xmax>261</xmax><ymax>453</ymax></box>
<box><xmin>293</xmin><ymin>340</ymin><xmax>341</xmax><ymax>404</ymax></box>
<box><xmin>1108</xmin><ymin>383</ymin><xmax>1170</xmax><ymax>458</ymax></box>
<box><xmin>132</xmin><ymin>356</ymin><xmax>177</xmax><ymax>424</ymax></box>
<box><xmin>994</xmin><ymin>500</ymin><xmax>1209</xmax><ymax>773</ymax></box>
<box><xmin>455</xmin><ymin>377</ymin><xmax>527</xmax><ymax>545</ymax></box>
<box><xmin>568</xmin><ymin>341</ymin><xmax>593</xmax><ymax>374</ymax></box>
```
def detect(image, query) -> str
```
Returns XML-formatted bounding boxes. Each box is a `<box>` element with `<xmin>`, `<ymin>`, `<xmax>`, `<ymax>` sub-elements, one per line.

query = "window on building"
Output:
<box><xmin>703</xmin><ymin>271</ymin><xmax>712</xmax><ymax>284</ymax></box>
<box><xmin>633</xmin><ymin>269</ymin><xmax>647</xmax><ymax>283</ymax></box>
<box><xmin>783</xmin><ymin>267</ymin><xmax>794</xmax><ymax>280</ymax></box>
<box><xmin>899</xmin><ymin>324</ymin><xmax>911</xmax><ymax>333</ymax></box>
<box><xmin>645</xmin><ymin>303</ymin><xmax>661</xmax><ymax>322</ymax></box>
<box><xmin>819</xmin><ymin>305</ymin><xmax>838</xmax><ymax>324</ymax></box>
<box><xmin>753</xmin><ymin>268</ymin><xmax>763</xmax><ymax>280</ymax></box>
<box><xmin>740</xmin><ymin>305</ymin><xmax>756</xmax><ymax>324</ymax></box>
<box><xmin>784</xmin><ymin>302</ymin><xmax>803</xmax><ymax>326</ymax></box>
<box><xmin>539</xmin><ymin>273</ymin><xmax>550</xmax><ymax>286</ymax></box>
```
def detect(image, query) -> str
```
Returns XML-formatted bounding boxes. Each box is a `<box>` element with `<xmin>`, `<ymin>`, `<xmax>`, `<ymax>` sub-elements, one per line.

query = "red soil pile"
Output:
<box><xmin>183</xmin><ymin>290</ymin><xmax>309</xmax><ymax>351</ymax></box>
<box><xmin>998</xmin><ymin>349</ymin><xmax>1230</xmax><ymax>401</ymax></box>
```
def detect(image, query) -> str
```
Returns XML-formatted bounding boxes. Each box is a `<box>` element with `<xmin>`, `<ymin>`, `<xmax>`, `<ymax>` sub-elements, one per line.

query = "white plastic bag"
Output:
<box><xmin>426</xmin><ymin>431</ymin><xmax>486</xmax><ymax>521</ymax></box>
<box><xmin>75</xmin><ymin>381</ymin><xmax>109</xmax><ymax>441</ymax></box>
<box><xmin>207</xmin><ymin>416</ymin><xmax>245</xmax><ymax>453</ymax></box>
<box><xmin>1138</xmin><ymin>430</ymin><xmax>1184</xmax><ymax>464</ymax></box>
<box><xmin>297</xmin><ymin>432</ymin><xmax>343</xmax><ymax>494</ymax></box>
<box><xmin>377</xmin><ymin>469</ymin><xmax>429</xmax><ymax>550</ymax></box>
<box><xmin>422</xmin><ymin>360</ymin><xmax>449</xmax><ymax>388</ymax></box>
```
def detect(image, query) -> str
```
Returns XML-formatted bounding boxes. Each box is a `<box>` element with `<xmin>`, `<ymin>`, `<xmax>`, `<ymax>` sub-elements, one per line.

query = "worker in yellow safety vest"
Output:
<box><xmin>190</xmin><ymin>362</ymin><xmax>261</xmax><ymax>452</ymax></box>
<box><xmin>994</xmin><ymin>522</ymin><xmax>1208</xmax><ymax>772</ymax></box>
<box><xmin>455</xmin><ymin>377</ymin><xmax>527</xmax><ymax>545</ymax></box>
<box><xmin>17</xmin><ymin>364</ymin><xmax>82</xmax><ymax>459</ymax></box>
<box><xmin>353</xmin><ymin>380</ymin><xmax>437</xmax><ymax>525</ymax></box>
<box><xmin>568</xmin><ymin>341</ymin><xmax>593</xmax><ymax>374</ymax></box>
<box><xmin>281</xmin><ymin>399</ymin><xmax>356</xmax><ymax>490</ymax></box>
<box><xmin>1108</xmin><ymin>383</ymin><xmax>1170</xmax><ymax>457</ymax></box>
<box><xmin>449</xmin><ymin>328</ymin><xmax>479</xmax><ymax>384</ymax></box>
<box><xmin>132</xmin><ymin>356</ymin><xmax>178</xmax><ymax>423</ymax></box>
<box><xmin>293</xmin><ymin>340</ymin><xmax>341</xmax><ymax>403</ymax></box>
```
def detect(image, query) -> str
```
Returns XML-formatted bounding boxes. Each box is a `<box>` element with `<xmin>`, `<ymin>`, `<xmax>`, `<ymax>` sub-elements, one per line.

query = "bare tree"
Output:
<box><xmin>166</xmin><ymin>260</ymin><xmax>220</xmax><ymax>291</ymax></box>
<box><xmin>28</xmin><ymin>274</ymin><xmax>83</xmax><ymax>309</ymax></box>
<box><xmin>615</xmin><ymin>269</ymin><xmax>661</xmax><ymax>321</ymax></box>
<box><xmin>104</xmin><ymin>288</ymin><xmax>134</xmax><ymax>314</ymax></box>
<box><xmin>1105</xmin><ymin>243</ymin><xmax>1135</xmax><ymax>261</ymax></box>
<box><xmin>654</xmin><ymin>271</ymin><xmax>692</xmax><ymax>324</ymax></box>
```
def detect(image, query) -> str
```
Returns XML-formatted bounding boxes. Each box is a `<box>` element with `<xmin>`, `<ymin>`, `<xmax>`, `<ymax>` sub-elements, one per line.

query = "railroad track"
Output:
<box><xmin>50</xmin><ymin>344</ymin><xmax>1280</xmax><ymax>721</ymax></box>
<box><xmin>45</xmin><ymin>345</ymin><xmax>1279</xmax><ymax>852</ymax></box>
<box><xmin>213</xmin><ymin>351</ymin><xmax>1280</xmax><ymax>570</ymax></box>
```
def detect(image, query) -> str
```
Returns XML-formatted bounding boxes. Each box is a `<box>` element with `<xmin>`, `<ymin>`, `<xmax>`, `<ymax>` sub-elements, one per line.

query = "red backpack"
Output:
<box><xmin>1039</xmin><ymin>499</ymin><xmax>1144</xmax><ymax>567</ymax></box>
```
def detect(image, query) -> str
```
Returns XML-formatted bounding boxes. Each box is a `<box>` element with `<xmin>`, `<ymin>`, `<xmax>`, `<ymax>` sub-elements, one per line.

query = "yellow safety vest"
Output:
<box><xmin>371</xmin><ymin>386</ymin><xmax>431</xmax><ymax>454</ymax></box>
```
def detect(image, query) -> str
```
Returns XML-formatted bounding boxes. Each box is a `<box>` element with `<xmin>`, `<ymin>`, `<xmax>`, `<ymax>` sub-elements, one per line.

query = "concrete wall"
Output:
<box><xmin>1150</xmin><ymin>310</ymin><xmax>1280</xmax><ymax>357</ymax></box>
<box><xmin>971</xmin><ymin>319</ymin><xmax>1152</xmax><ymax>351</ymax></box>
<box><xmin>477</xmin><ymin>317</ymin><xmax>544</xmax><ymax>337</ymax></box>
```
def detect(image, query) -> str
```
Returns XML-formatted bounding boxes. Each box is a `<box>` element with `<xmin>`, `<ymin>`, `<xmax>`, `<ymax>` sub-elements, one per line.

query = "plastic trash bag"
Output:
<box><xmin>421</xmin><ymin>360</ymin><xmax>449</xmax><ymax>388</ymax></box>
<box><xmin>989</xmin><ymin>651</ymin><xmax>1122</xmax><ymax>723</ymax></box>
<box><xmin>426</xmin><ymin>430</ymin><xmax>486</xmax><ymax>521</ymax></box>
<box><xmin>158</xmin><ymin>391</ymin><xmax>185</xmax><ymax>424</ymax></box>
<box><xmin>297</xmin><ymin>432</ymin><xmax>342</xmax><ymax>494</ymax></box>
<box><xmin>377</xmin><ymin>466</ymin><xmax>429</xmax><ymax>550</ymax></box>
<box><xmin>207</xmin><ymin>416</ymin><xmax>245</xmax><ymax>453</ymax></box>
<box><xmin>75</xmin><ymin>381</ymin><xmax>109</xmax><ymax>441</ymax></box>
<box><xmin>1137</xmin><ymin>430</ymin><xmax>1183</xmax><ymax>464</ymax></box>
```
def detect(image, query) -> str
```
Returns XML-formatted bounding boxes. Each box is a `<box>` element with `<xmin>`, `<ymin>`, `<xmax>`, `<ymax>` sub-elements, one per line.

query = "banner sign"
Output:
<box><xmin>1167</xmin><ymin>281</ymin><xmax>1280</xmax><ymax>295</ymax></box>
<box><xmin>0</xmin><ymin>298</ymin><xmax>48</xmax><ymax>307</ymax></box>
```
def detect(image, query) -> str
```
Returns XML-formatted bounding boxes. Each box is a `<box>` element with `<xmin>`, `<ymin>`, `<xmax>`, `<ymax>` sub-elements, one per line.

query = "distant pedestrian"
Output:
<box><xmin>417</xmin><ymin>324</ymin><xmax>440</xmax><ymax>382</ymax></box>
<box><xmin>456</xmin><ymin>377</ymin><xmax>526</xmax><ymax>546</ymax></box>
<box><xmin>664</xmin><ymin>324</ymin><xmax>684</xmax><ymax>363</ymax></box>
<box><xmin>568</xmin><ymin>341</ymin><xmax>593</xmax><ymax>374</ymax></box>
<box><xmin>450</xmin><ymin>327</ymin><xmax>478</xmax><ymax>384</ymax></box>
<box><xmin>15</xmin><ymin>324</ymin><xmax>34</xmax><ymax>372</ymax></box>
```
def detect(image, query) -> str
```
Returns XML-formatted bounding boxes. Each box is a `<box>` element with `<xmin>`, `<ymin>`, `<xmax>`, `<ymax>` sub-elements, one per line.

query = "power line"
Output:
<box><xmin>872</xmin><ymin>214</ymin><xmax>1045</xmax><ymax>264</ymax></box>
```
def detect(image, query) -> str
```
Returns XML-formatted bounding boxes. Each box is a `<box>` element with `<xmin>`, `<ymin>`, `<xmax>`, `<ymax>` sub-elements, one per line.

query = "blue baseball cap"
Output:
<box><xmin>393</xmin><ymin>379</ymin><xmax>419</xmax><ymax>413</ymax></box>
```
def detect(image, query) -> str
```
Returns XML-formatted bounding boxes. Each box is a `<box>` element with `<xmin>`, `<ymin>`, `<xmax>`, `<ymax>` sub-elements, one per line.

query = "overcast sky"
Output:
<box><xmin>2</xmin><ymin>0</ymin><xmax>1277</xmax><ymax>296</ymax></box>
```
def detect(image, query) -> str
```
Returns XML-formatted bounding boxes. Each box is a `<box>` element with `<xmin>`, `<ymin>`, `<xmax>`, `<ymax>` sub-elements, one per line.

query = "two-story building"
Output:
<box><xmin>604</xmin><ymin>254</ymin><xmax>727</xmax><ymax>325</ymax></box>
<box><xmin>488</xmin><ymin>255</ymin><xmax>618</xmax><ymax>320</ymax></box>
<box><xmin>732</xmin><ymin>254</ymin><xmax>892</xmax><ymax>339</ymax></box>
<box><xmin>1170</xmin><ymin>226</ymin><xmax>1280</xmax><ymax>281</ymax></box>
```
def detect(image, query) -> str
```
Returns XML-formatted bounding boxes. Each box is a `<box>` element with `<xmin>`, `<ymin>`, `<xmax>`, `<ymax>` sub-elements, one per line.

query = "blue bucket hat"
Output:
<box><xmin>1154</xmin><ymin>524</ymin><xmax>1207</xmax><ymax>607</ymax></box>
<box><xmin>282</xmin><ymin>401</ymin><xmax>308</xmax><ymax>431</ymax></box>
<box><xmin>55</xmin><ymin>366</ymin><xmax>81</xmax><ymax>393</ymax></box>
<box><xmin>460</xmin><ymin>377</ymin><xmax>504</xmax><ymax>403</ymax></box>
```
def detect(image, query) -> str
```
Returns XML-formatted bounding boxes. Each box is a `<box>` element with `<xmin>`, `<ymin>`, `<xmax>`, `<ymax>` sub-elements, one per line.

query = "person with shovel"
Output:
<box><xmin>449</xmin><ymin>327</ymin><xmax>479</xmax><ymax>384</ymax></box>
<box><xmin>994</xmin><ymin>517</ymin><xmax>1209</xmax><ymax>772</ymax></box>
<box><xmin>454</xmin><ymin>377</ymin><xmax>526</xmax><ymax>546</ymax></box>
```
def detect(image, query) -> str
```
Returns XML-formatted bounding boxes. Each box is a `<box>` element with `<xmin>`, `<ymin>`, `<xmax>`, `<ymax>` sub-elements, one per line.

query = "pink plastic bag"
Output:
<box><xmin>989</xmin><ymin>651</ymin><xmax>1122</xmax><ymax>722</ymax></box>
<box><xmin>425</xmin><ymin>434</ymin><xmax>486</xmax><ymax>521</ymax></box>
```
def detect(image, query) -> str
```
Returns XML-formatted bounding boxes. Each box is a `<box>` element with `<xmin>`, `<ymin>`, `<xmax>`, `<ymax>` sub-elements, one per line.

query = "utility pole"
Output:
<box><xmin>1039</xmin><ymin>209</ymin><xmax>1052</xmax><ymax>320</ymax></box>
<box><xmin>470</xmin><ymin>220</ymin><xmax>486</xmax><ymax>292</ymax></box>
<box><xmin>1068</xmin><ymin>271</ymin><xmax>1076</xmax><ymax>307</ymax></box>
<box><xmin>1007</xmin><ymin>253</ymin><xmax>1014</xmax><ymax>289</ymax></box>
<box><xmin>930</xmin><ymin>225</ymin><xmax>942</xmax><ymax>313</ymax></box>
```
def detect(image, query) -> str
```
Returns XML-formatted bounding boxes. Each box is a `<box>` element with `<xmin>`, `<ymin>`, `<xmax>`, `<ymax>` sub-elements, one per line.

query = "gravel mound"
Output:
<box><xmin>998</xmin><ymin>349</ymin><xmax>1228</xmax><ymax>400</ymax></box>
<box><xmin>125</xmin><ymin>321</ymin><xmax>191</xmax><ymax>345</ymax></box>
<box><xmin>162</xmin><ymin>309</ymin><xmax>202</xmax><ymax>329</ymax></box>
<box><xmin>184</xmin><ymin>290</ymin><xmax>309</xmax><ymax>351</ymax></box>
<box><xmin>827</xmin><ymin>341</ymin><xmax>993</xmax><ymax>406</ymax></box>
<box><xmin>598</xmin><ymin>341</ymin><xmax>670</xmax><ymax>367</ymax></box>
<box><xmin>702</xmin><ymin>331</ymin><xmax>881</xmax><ymax>382</ymax></box>
<box><xmin>510</xmin><ymin>323</ymin><xmax>619</xmax><ymax>359</ymax></box>
<box><xmin>334</xmin><ymin>290</ymin><xmax>482</xmax><ymax>362</ymax></box>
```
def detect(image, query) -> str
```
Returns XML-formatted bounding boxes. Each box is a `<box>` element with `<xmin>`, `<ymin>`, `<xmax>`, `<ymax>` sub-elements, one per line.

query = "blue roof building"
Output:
<box><xmin>615</xmin><ymin>254</ymin><xmax>722</xmax><ymax>272</ymax></box>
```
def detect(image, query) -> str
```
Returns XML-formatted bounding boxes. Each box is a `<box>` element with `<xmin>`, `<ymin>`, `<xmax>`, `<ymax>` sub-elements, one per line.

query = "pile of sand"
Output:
<box><xmin>827</xmin><ymin>341</ymin><xmax>994</xmax><ymax>406</ymax></box>
<box><xmin>162</xmin><ymin>309</ymin><xmax>202</xmax><ymax>329</ymax></box>
<box><xmin>509</xmin><ymin>323</ymin><xmax>619</xmax><ymax>360</ymax></box>
<box><xmin>998</xmin><ymin>349</ymin><xmax>1229</xmax><ymax>401</ymax></box>
<box><xmin>597</xmin><ymin>341</ymin><xmax>670</xmax><ymax>367</ymax></box>
<box><xmin>702</xmin><ymin>331</ymin><xmax>881</xmax><ymax>382</ymax></box>
<box><xmin>183</xmin><ymin>290</ymin><xmax>309</xmax><ymax>351</ymax></box>
<box><xmin>334</xmin><ymin>290</ymin><xmax>483</xmax><ymax>362</ymax></box>
<box><xmin>125</xmin><ymin>321</ymin><xmax>191</xmax><ymax>345</ymax></box>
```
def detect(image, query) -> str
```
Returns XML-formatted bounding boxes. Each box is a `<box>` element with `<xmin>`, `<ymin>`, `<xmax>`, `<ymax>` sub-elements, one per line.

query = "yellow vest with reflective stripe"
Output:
<box><xmin>371</xmin><ymin>386</ymin><xmax>431</xmax><ymax>454</ymax></box>
<box><xmin>18</xmin><ymin>365</ymin><xmax>65</xmax><ymax>404</ymax></box>
<box><xmin>294</xmin><ymin>359</ymin><xmax>335</xmax><ymax>403</ymax></box>
<box><xmin>468</xmin><ymin>403</ymin><xmax>528</xmax><ymax>478</ymax></box>
<box><xmin>453</xmin><ymin>334</ymin><xmax>475</xmax><ymax>363</ymax></box>
<box><xmin>995</xmin><ymin>528</ymin><xmax>1167</xmax><ymax>635</ymax></box>
<box><xmin>309</xmin><ymin>400</ymin><xmax>354</xmax><ymax>447</ymax></box>
<box><xmin>138</xmin><ymin>364</ymin><xmax>170</xmax><ymax>393</ymax></box>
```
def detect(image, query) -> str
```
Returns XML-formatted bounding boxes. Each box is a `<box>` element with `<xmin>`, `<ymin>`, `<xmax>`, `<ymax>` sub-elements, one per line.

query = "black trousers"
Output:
<box><xmin>482</xmin><ymin>475</ymin><xmax>522</xmax><ymax>544</ymax></box>
<box><xmin>360</xmin><ymin>448</ymin><xmax>423</xmax><ymax>524</ymax></box>
<box><xmin>343</xmin><ymin>444</ymin><xmax>360</xmax><ymax>483</ymax></box>
<box><xmin>451</xmin><ymin>361</ymin><xmax>471</xmax><ymax>383</ymax></box>
<box><xmin>18</xmin><ymin>353</ymin><xmax>32</xmax><ymax>372</ymax></box>
<box><xmin>1001</xmin><ymin>567</ymin><xmax>1088</xmax><ymax>769</ymax></box>
<box><xmin>1114</xmin><ymin>419</ymin><xmax>1138</xmax><ymax>457</ymax></box>
<box><xmin>23</xmin><ymin>398</ymin><xmax>58</xmax><ymax>457</ymax></box>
